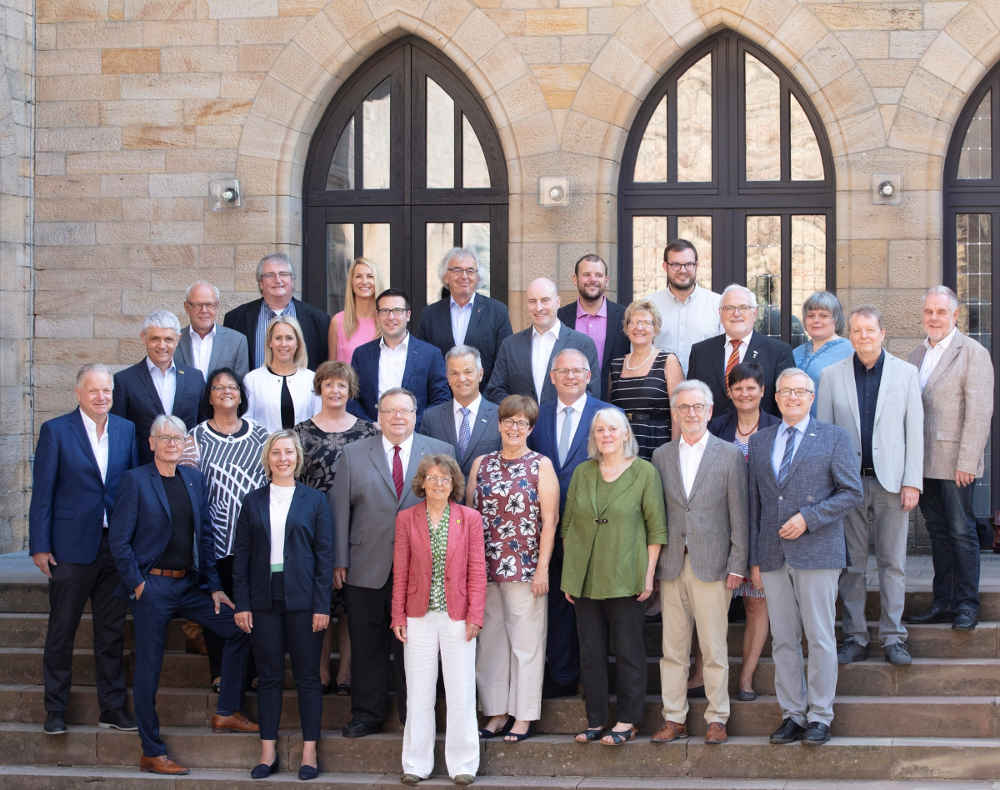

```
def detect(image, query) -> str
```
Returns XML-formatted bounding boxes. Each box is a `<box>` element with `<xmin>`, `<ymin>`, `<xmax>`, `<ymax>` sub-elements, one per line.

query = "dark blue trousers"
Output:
<box><xmin>130</xmin><ymin>574</ymin><xmax>249</xmax><ymax>756</ymax></box>
<box><xmin>920</xmin><ymin>478</ymin><xmax>981</xmax><ymax>616</ymax></box>
<box><xmin>546</xmin><ymin>539</ymin><xmax>579</xmax><ymax>688</ymax></box>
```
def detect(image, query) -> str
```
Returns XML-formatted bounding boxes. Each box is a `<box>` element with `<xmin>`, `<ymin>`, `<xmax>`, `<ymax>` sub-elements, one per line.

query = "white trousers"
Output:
<box><xmin>475</xmin><ymin>581</ymin><xmax>547</xmax><ymax>721</ymax></box>
<box><xmin>402</xmin><ymin>612</ymin><xmax>479</xmax><ymax>779</ymax></box>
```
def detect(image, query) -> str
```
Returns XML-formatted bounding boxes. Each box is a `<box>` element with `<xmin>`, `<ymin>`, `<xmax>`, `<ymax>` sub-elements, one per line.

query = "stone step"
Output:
<box><xmin>2</xmin><ymin>725</ymin><xmax>1000</xmax><ymax>780</ymax></box>
<box><xmin>2</xmin><ymin>765</ymin><xmax>999</xmax><ymax>790</ymax></box>
<box><xmin>2</xmin><ymin>683</ymin><xmax>996</xmax><ymax>738</ymax></box>
<box><xmin>3</xmin><ymin>646</ymin><xmax>997</xmax><ymax>697</ymax></box>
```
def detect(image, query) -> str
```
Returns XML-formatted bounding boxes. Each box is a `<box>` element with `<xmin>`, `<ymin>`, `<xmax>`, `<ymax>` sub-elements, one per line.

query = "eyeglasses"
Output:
<box><xmin>153</xmin><ymin>435</ymin><xmax>185</xmax><ymax>444</ymax></box>
<box><xmin>775</xmin><ymin>388</ymin><xmax>813</xmax><ymax>399</ymax></box>
<box><xmin>210</xmin><ymin>384</ymin><xmax>239</xmax><ymax>392</ymax></box>
<box><xmin>425</xmin><ymin>475</ymin><xmax>453</xmax><ymax>485</ymax></box>
<box><xmin>666</xmin><ymin>262</ymin><xmax>697</xmax><ymax>271</ymax></box>
<box><xmin>552</xmin><ymin>367</ymin><xmax>588</xmax><ymax>377</ymax></box>
<box><xmin>501</xmin><ymin>417</ymin><xmax>531</xmax><ymax>430</ymax></box>
<box><xmin>721</xmin><ymin>304</ymin><xmax>755</xmax><ymax>314</ymax></box>
<box><xmin>628</xmin><ymin>319</ymin><xmax>654</xmax><ymax>329</ymax></box>
<box><xmin>673</xmin><ymin>403</ymin><xmax>707</xmax><ymax>414</ymax></box>
<box><xmin>259</xmin><ymin>271</ymin><xmax>293</xmax><ymax>281</ymax></box>
<box><xmin>186</xmin><ymin>301</ymin><xmax>219</xmax><ymax>310</ymax></box>
<box><xmin>447</xmin><ymin>267</ymin><xmax>477</xmax><ymax>278</ymax></box>
<box><xmin>376</xmin><ymin>307</ymin><xmax>409</xmax><ymax>317</ymax></box>
<box><xmin>379</xmin><ymin>407</ymin><xmax>415</xmax><ymax>417</ymax></box>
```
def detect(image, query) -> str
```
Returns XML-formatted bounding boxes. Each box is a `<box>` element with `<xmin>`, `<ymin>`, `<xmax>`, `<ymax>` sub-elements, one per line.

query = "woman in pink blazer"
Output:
<box><xmin>391</xmin><ymin>453</ymin><xmax>486</xmax><ymax>786</ymax></box>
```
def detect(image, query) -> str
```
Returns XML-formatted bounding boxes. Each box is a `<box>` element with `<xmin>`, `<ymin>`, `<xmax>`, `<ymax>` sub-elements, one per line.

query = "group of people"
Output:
<box><xmin>28</xmin><ymin>242</ymin><xmax>993</xmax><ymax>784</ymax></box>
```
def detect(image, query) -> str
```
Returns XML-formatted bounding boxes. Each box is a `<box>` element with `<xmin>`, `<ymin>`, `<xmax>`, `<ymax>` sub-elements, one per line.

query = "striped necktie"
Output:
<box><xmin>778</xmin><ymin>425</ymin><xmax>798</xmax><ymax>484</ymax></box>
<box><xmin>725</xmin><ymin>338</ymin><xmax>741</xmax><ymax>381</ymax></box>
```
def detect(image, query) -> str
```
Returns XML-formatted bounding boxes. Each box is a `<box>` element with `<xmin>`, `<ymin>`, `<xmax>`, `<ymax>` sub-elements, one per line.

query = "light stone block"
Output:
<box><xmin>36</xmin><ymin>127</ymin><xmax>123</xmax><ymax>153</ymax></box>
<box><xmin>476</xmin><ymin>39</ymin><xmax>529</xmax><ymax>92</ymax></box>
<box><xmin>811</xmin><ymin>4</ymin><xmax>923</xmax><ymax>32</ymax></box>
<box><xmin>840</xmin><ymin>239</ymin><xmax>888</xmax><ymax>287</ymax></box>
<box><xmin>889</xmin><ymin>30</ymin><xmax>937</xmax><ymax>60</ymax></box>
<box><xmin>889</xmin><ymin>106</ymin><xmax>948</xmax><ymax>154</ymax></box>
<box><xmin>67</xmin><ymin>150</ymin><xmax>166</xmax><ymax>173</ymax></box>
<box><xmin>129</xmin><ymin>243</ymin><xmax>197</xmax><ymax>268</ymax></box>
<box><xmin>95</xmin><ymin>220</ymin><xmax>151</xmax><ymax>244</ymax></box>
<box><xmin>141</xmin><ymin>20</ymin><xmax>218</xmax><ymax>46</ymax></box>
<box><xmin>323</xmin><ymin>1</ymin><xmax>375</xmax><ymax>40</ymax></box>
<box><xmin>35</xmin><ymin>198</ymin><xmax>123</xmax><ymax>222</ymax></box>
<box><xmin>123</xmin><ymin>196</ymin><xmax>203</xmax><ymax>220</ymax></box>
<box><xmin>801</xmin><ymin>33</ymin><xmax>855</xmax><ymax>90</ymax></box>
<box><xmin>123</xmin><ymin>125</ymin><xmax>198</xmax><ymax>149</ymax></box>
<box><xmin>124</xmin><ymin>0</ymin><xmax>195</xmax><ymax>19</ymax></box>
<box><xmin>889</xmin><ymin>239</ymin><xmax>939</xmax><ymax>289</ymax></box>
<box><xmin>293</xmin><ymin>14</ymin><xmax>346</xmax><ymax>72</ymax></box>
<box><xmin>149</xmin><ymin>172</ymin><xmax>226</xmax><ymax>197</ymax></box>
<box><xmin>165</xmin><ymin>149</ymin><xmax>237</xmax><ymax>172</ymax></box>
<box><xmin>102</xmin><ymin>48</ymin><xmax>160</xmax><ymax>74</ymax></box>
<box><xmin>525</xmin><ymin>8</ymin><xmax>587</xmax><ymax>35</ymax></box>
<box><xmin>923</xmin><ymin>1</ymin><xmax>965</xmax><ymax>30</ymax></box>
<box><xmin>237</xmin><ymin>44</ymin><xmax>283</xmax><ymax>71</ymax></box>
<box><xmin>56</xmin><ymin>21</ymin><xmax>144</xmax><ymax>49</ymax></box>
<box><xmin>613</xmin><ymin>7</ymin><xmax>668</xmax><ymax>67</ymax></box>
<box><xmin>919</xmin><ymin>31</ymin><xmax>973</xmax><ymax>87</ymax></box>
<box><xmin>510</xmin><ymin>35</ymin><xmax>558</xmax><ymax>65</ymax></box>
<box><xmin>203</xmin><ymin>195</ymin><xmax>275</xmax><ymax>242</ymax></box>
<box><xmin>205</xmin><ymin>0</ymin><xmax>277</xmax><ymax>18</ymax></box>
<box><xmin>899</xmin><ymin>66</ymin><xmax>959</xmax><ymax>119</ymax></box>
<box><xmin>270</xmin><ymin>43</ymin><xmax>331</xmax><ymax>101</ymax></box>
<box><xmin>183</xmin><ymin>98</ymin><xmax>253</xmax><ymax>125</ymax></box>
<box><xmin>571</xmin><ymin>71</ymin><xmax>624</xmax><ymax>126</ymax></box>
<box><xmin>36</xmin><ymin>48</ymin><xmax>101</xmax><ymax>75</ymax></box>
<box><xmin>278</xmin><ymin>0</ymin><xmax>325</xmax><ymax>15</ymax></box>
<box><xmin>34</xmin><ymin>222</ymin><xmax>97</xmax><ymax>246</ymax></box>
<box><xmin>160</xmin><ymin>46</ymin><xmax>239</xmax><ymax>73</ymax></box>
<box><xmin>101</xmin><ymin>174</ymin><xmax>150</xmax><ymax>196</ymax></box>
<box><xmin>221</xmin><ymin>72</ymin><xmax>265</xmax><ymax>99</ymax></box>
<box><xmin>560</xmin><ymin>33</ymin><xmax>607</xmax><ymax>64</ymax></box>
<box><xmin>857</xmin><ymin>58</ymin><xmax>917</xmax><ymax>88</ymax></box>
<box><xmin>37</xmin><ymin>75</ymin><xmax>120</xmax><ymax>101</ymax></box>
<box><xmin>120</xmin><ymin>73</ymin><xmax>221</xmax><ymax>100</ymax></box>
<box><xmin>453</xmin><ymin>9</ymin><xmax>505</xmax><ymax>58</ymax></box>
<box><xmin>36</xmin><ymin>102</ymin><xmax>101</xmax><ymax>129</ymax></box>
<box><xmin>35</xmin><ymin>175</ymin><xmax>102</xmax><ymax>198</ymax></box>
<box><xmin>34</xmin><ymin>339</ymin><xmax>120</xmax><ymax>365</ymax></box>
<box><xmin>196</xmin><ymin>124</ymin><xmax>242</xmax><ymax>148</ymax></box>
<box><xmin>838</xmin><ymin>107</ymin><xmax>888</xmax><ymax>154</ymax></box>
<box><xmin>836</xmin><ymin>31</ymin><xmax>889</xmax><ymax>60</ymax></box>
<box><xmin>35</xmin><ymin>153</ymin><xmax>66</xmax><ymax>176</ymax></box>
<box><xmin>772</xmin><ymin>6</ymin><xmax>831</xmax><ymax>60</ymax></box>
<box><xmin>149</xmin><ymin>220</ymin><xmax>204</xmax><ymax>244</ymax></box>
<box><xmin>496</xmin><ymin>73</ymin><xmax>549</xmax><ymax>123</ymax></box>
<box><xmin>508</xmin><ymin>109</ymin><xmax>559</xmax><ymax>158</ymax></box>
<box><xmin>217</xmin><ymin>16</ymin><xmax>308</xmax><ymax>44</ymax></box>
<box><xmin>944</xmin><ymin>3</ymin><xmax>999</xmax><ymax>59</ymax></box>
<box><xmin>483</xmin><ymin>9</ymin><xmax>525</xmax><ymax>36</ymax></box>
<box><xmin>37</xmin><ymin>0</ymin><xmax>108</xmax><ymax>22</ymax></box>
<box><xmin>100</xmin><ymin>99</ymin><xmax>184</xmax><ymax>126</ymax></box>
<box><xmin>34</xmin><ymin>316</ymin><xmax>95</xmax><ymax>339</ymax></box>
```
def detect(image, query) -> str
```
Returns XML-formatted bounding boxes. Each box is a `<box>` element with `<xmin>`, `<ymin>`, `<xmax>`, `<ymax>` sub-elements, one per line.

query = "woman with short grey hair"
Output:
<box><xmin>792</xmin><ymin>291</ymin><xmax>852</xmax><ymax>412</ymax></box>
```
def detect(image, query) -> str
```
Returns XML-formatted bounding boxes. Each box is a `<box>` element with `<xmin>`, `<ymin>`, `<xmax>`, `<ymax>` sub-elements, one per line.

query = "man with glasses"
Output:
<box><xmin>223</xmin><ymin>252</ymin><xmax>330</xmax><ymax>370</ymax></box>
<box><xmin>747</xmin><ymin>369</ymin><xmax>862</xmax><ymax>746</ymax></box>
<box><xmin>331</xmin><ymin>388</ymin><xmax>454</xmax><ymax>737</ymax></box>
<box><xmin>529</xmin><ymin>348</ymin><xmax>615</xmax><ymax>698</ymax></box>
<box><xmin>349</xmin><ymin>288</ymin><xmax>450</xmax><ymax>424</ymax></box>
<box><xmin>688</xmin><ymin>283</ymin><xmax>794</xmax><ymax>417</ymax></box>
<box><xmin>175</xmin><ymin>281</ymin><xmax>249</xmax><ymax>380</ymax></box>
<box><xmin>414</xmin><ymin>247</ymin><xmax>513</xmax><ymax>387</ymax></box>
<box><xmin>109</xmin><ymin>414</ymin><xmax>257</xmax><ymax>775</ymax></box>
<box><xmin>648</xmin><ymin>239</ymin><xmax>723</xmax><ymax>374</ymax></box>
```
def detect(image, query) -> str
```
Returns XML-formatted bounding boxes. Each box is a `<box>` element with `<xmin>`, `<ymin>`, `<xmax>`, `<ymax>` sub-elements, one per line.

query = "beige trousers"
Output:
<box><xmin>659</xmin><ymin>556</ymin><xmax>732</xmax><ymax>725</ymax></box>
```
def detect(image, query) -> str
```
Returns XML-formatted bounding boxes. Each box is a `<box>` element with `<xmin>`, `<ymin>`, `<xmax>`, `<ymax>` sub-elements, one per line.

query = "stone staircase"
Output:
<box><xmin>2</xmin><ymin>567</ymin><xmax>1000</xmax><ymax>789</ymax></box>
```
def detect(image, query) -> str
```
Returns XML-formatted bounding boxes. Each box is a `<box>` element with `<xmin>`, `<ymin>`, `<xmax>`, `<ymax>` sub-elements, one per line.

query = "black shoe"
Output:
<box><xmin>342</xmin><ymin>719</ymin><xmax>381</xmax><ymax>738</ymax></box>
<box><xmin>99</xmin><ymin>709</ymin><xmax>138</xmax><ymax>731</ymax></box>
<box><xmin>43</xmin><ymin>713</ymin><xmax>67</xmax><ymax>735</ymax></box>
<box><xmin>298</xmin><ymin>763</ymin><xmax>319</xmax><ymax>780</ymax></box>
<box><xmin>803</xmin><ymin>721</ymin><xmax>831</xmax><ymax>745</ymax></box>
<box><xmin>769</xmin><ymin>717</ymin><xmax>805</xmax><ymax>744</ymax></box>
<box><xmin>953</xmin><ymin>611</ymin><xmax>978</xmax><ymax>631</ymax></box>
<box><xmin>837</xmin><ymin>639</ymin><xmax>869</xmax><ymax>664</ymax></box>
<box><xmin>883</xmin><ymin>642</ymin><xmax>912</xmax><ymax>665</ymax></box>
<box><xmin>250</xmin><ymin>758</ymin><xmax>279</xmax><ymax>779</ymax></box>
<box><xmin>904</xmin><ymin>606</ymin><xmax>953</xmax><ymax>624</ymax></box>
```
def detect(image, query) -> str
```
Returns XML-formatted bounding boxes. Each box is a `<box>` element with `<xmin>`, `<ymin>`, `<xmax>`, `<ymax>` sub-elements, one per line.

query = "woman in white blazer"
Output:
<box><xmin>244</xmin><ymin>316</ymin><xmax>320</xmax><ymax>432</ymax></box>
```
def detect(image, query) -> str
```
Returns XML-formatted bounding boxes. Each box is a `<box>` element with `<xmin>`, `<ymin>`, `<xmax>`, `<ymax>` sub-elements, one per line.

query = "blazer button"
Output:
<box><xmin>778</xmin><ymin>496</ymin><xmax>783</xmax><ymax>501</ymax></box>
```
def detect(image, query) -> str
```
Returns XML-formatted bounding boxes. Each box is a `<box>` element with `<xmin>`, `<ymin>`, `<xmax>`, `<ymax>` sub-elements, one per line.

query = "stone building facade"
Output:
<box><xmin>4</xmin><ymin>0</ymin><xmax>998</xmax><ymax>551</ymax></box>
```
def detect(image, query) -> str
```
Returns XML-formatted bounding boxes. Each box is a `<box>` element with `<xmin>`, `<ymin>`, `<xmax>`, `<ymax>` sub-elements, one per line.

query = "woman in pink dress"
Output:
<box><xmin>328</xmin><ymin>257</ymin><xmax>380</xmax><ymax>363</ymax></box>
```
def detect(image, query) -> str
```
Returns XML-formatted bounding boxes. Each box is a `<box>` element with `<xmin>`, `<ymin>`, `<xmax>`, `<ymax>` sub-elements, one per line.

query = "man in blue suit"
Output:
<box><xmin>111</xmin><ymin>310</ymin><xmax>205</xmax><ymax>464</ymax></box>
<box><xmin>109</xmin><ymin>415</ymin><xmax>257</xmax><ymax>775</ymax></box>
<box><xmin>748</xmin><ymin>368</ymin><xmax>862</xmax><ymax>747</ymax></box>
<box><xmin>29</xmin><ymin>364</ymin><xmax>139</xmax><ymax>736</ymax></box>
<box><xmin>528</xmin><ymin>348</ymin><xmax>616</xmax><ymax>697</ymax></box>
<box><xmin>349</xmin><ymin>288</ymin><xmax>450</xmax><ymax>424</ymax></box>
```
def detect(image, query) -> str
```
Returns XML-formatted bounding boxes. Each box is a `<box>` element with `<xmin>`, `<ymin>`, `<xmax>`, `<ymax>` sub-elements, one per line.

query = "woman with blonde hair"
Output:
<box><xmin>329</xmin><ymin>257</ymin><xmax>380</xmax><ymax>363</ymax></box>
<box><xmin>244</xmin><ymin>316</ymin><xmax>320</xmax><ymax>432</ymax></box>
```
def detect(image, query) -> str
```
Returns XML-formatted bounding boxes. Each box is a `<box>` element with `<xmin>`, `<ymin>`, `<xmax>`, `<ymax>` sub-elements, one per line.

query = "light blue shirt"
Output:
<box><xmin>793</xmin><ymin>337</ymin><xmax>852</xmax><ymax>415</ymax></box>
<box><xmin>771</xmin><ymin>414</ymin><xmax>810</xmax><ymax>479</ymax></box>
<box><xmin>255</xmin><ymin>300</ymin><xmax>297</xmax><ymax>369</ymax></box>
<box><xmin>146</xmin><ymin>357</ymin><xmax>177</xmax><ymax>416</ymax></box>
<box><xmin>450</xmin><ymin>294</ymin><xmax>475</xmax><ymax>347</ymax></box>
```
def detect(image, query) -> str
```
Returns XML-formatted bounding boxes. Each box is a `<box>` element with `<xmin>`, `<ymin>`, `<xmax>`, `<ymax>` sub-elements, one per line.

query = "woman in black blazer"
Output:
<box><xmin>233</xmin><ymin>429</ymin><xmax>334</xmax><ymax>781</ymax></box>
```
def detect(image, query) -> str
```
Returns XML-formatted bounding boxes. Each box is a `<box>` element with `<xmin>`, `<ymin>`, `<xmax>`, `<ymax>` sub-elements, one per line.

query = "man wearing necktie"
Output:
<box><xmin>747</xmin><ymin>368</ymin><xmax>862</xmax><ymax>747</ymax></box>
<box><xmin>330</xmin><ymin>388</ymin><xmax>454</xmax><ymax>738</ymax></box>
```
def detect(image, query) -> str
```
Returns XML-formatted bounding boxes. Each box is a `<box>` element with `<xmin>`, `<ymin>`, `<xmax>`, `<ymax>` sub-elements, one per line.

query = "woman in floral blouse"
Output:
<box><xmin>466</xmin><ymin>394</ymin><xmax>559</xmax><ymax>743</ymax></box>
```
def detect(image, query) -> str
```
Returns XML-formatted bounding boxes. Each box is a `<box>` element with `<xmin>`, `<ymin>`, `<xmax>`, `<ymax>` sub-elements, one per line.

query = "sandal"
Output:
<box><xmin>601</xmin><ymin>726</ymin><xmax>637</xmax><ymax>746</ymax></box>
<box><xmin>210</xmin><ymin>677</ymin><xmax>221</xmax><ymax>694</ymax></box>
<box><xmin>335</xmin><ymin>683</ymin><xmax>351</xmax><ymax>696</ymax></box>
<box><xmin>478</xmin><ymin>715</ymin><xmax>514</xmax><ymax>739</ymax></box>
<box><xmin>503</xmin><ymin>722</ymin><xmax>534</xmax><ymax>742</ymax></box>
<box><xmin>575</xmin><ymin>727</ymin><xmax>604</xmax><ymax>743</ymax></box>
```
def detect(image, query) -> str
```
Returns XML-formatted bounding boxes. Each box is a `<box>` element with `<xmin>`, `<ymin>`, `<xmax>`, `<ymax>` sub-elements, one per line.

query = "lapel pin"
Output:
<box><xmin>751</xmin><ymin>350</ymin><xmax>759</xmax><ymax>360</ymax></box>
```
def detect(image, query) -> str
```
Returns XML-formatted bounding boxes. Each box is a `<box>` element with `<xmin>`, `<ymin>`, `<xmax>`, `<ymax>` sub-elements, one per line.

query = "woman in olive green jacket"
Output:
<box><xmin>561</xmin><ymin>407</ymin><xmax>666</xmax><ymax>746</ymax></box>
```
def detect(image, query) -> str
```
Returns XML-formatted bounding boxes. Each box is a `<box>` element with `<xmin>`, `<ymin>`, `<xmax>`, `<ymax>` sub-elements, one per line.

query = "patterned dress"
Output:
<box><xmin>293</xmin><ymin>417</ymin><xmax>379</xmax><ymax>494</ymax></box>
<box><xmin>608</xmin><ymin>350</ymin><xmax>676</xmax><ymax>460</ymax></box>
<box><xmin>473</xmin><ymin>450</ymin><xmax>543</xmax><ymax>583</ymax></box>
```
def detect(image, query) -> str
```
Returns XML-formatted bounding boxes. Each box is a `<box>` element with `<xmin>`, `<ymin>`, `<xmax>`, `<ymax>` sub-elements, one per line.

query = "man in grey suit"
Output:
<box><xmin>486</xmin><ymin>277</ymin><xmax>600</xmax><ymax>403</ymax></box>
<box><xmin>330</xmin><ymin>387</ymin><xmax>454</xmax><ymax>738</ymax></box>
<box><xmin>418</xmin><ymin>345</ymin><xmax>501</xmax><ymax>478</ymax></box>
<box><xmin>650</xmin><ymin>380</ymin><xmax>747</xmax><ymax>746</ymax></box>
<box><xmin>174</xmin><ymin>281</ymin><xmax>249</xmax><ymax>380</ymax></box>
<box><xmin>905</xmin><ymin>286</ymin><xmax>994</xmax><ymax>631</ymax></box>
<box><xmin>817</xmin><ymin>306</ymin><xmax>923</xmax><ymax>666</ymax></box>
<box><xmin>748</xmin><ymin>368</ymin><xmax>862</xmax><ymax>746</ymax></box>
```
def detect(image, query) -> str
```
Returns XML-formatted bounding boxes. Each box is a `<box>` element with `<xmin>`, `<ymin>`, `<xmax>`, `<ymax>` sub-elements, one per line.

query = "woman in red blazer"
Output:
<box><xmin>391</xmin><ymin>454</ymin><xmax>486</xmax><ymax>786</ymax></box>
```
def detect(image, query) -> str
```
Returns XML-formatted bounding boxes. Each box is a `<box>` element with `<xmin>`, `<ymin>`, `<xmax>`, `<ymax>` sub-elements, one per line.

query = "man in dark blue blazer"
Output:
<box><xmin>414</xmin><ymin>247</ymin><xmax>513</xmax><ymax>388</ymax></box>
<box><xmin>557</xmin><ymin>254</ymin><xmax>629</xmax><ymax>397</ymax></box>
<box><xmin>349</xmin><ymin>288</ymin><xmax>450</xmax><ymax>424</ymax></box>
<box><xmin>528</xmin><ymin>348</ymin><xmax>617</xmax><ymax>697</ymax></box>
<box><xmin>109</xmin><ymin>415</ymin><xmax>257</xmax><ymax>775</ymax></box>
<box><xmin>29</xmin><ymin>364</ymin><xmax>139</xmax><ymax>736</ymax></box>
<box><xmin>111</xmin><ymin>310</ymin><xmax>205</xmax><ymax>465</ymax></box>
<box><xmin>418</xmin><ymin>345</ymin><xmax>501</xmax><ymax>477</ymax></box>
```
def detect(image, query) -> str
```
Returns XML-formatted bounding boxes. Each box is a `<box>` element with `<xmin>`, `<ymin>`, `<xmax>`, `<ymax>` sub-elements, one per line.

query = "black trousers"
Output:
<box><xmin>43</xmin><ymin>533</ymin><xmax>127</xmax><ymax>715</ymax></box>
<box><xmin>252</xmin><ymin>575</ymin><xmax>324</xmax><ymax>741</ymax></box>
<box><xmin>575</xmin><ymin>596</ymin><xmax>646</xmax><ymax>727</ymax></box>
<box><xmin>343</xmin><ymin>578</ymin><xmax>404</xmax><ymax>726</ymax></box>
<box><xmin>206</xmin><ymin>555</ymin><xmax>256</xmax><ymax>683</ymax></box>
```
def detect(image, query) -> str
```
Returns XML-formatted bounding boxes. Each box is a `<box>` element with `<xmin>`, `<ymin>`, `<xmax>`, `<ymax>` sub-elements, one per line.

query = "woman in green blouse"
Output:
<box><xmin>561</xmin><ymin>407</ymin><xmax>666</xmax><ymax>746</ymax></box>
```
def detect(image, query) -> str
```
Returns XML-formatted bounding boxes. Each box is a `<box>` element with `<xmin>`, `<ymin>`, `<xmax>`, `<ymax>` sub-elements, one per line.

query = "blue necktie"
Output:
<box><xmin>558</xmin><ymin>406</ymin><xmax>574</xmax><ymax>466</ymax></box>
<box><xmin>778</xmin><ymin>425</ymin><xmax>798</xmax><ymax>484</ymax></box>
<box><xmin>457</xmin><ymin>407</ymin><xmax>471</xmax><ymax>458</ymax></box>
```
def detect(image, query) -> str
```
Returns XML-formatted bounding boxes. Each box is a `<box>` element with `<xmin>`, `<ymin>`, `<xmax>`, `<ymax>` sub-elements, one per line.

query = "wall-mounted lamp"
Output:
<box><xmin>539</xmin><ymin>176</ymin><xmax>569</xmax><ymax>207</ymax></box>
<box><xmin>209</xmin><ymin>178</ymin><xmax>241</xmax><ymax>211</ymax></box>
<box><xmin>872</xmin><ymin>173</ymin><xmax>901</xmax><ymax>205</ymax></box>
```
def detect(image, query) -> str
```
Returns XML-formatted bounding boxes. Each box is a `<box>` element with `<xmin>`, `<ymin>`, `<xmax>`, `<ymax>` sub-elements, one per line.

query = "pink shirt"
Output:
<box><xmin>333</xmin><ymin>311</ymin><xmax>377</xmax><ymax>363</ymax></box>
<box><xmin>575</xmin><ymin>298</ymin><xmax>608</xmax><ymax>364</ymax></box>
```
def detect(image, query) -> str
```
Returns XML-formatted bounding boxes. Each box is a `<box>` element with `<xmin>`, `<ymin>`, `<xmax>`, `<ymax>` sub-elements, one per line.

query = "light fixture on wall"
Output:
<box><xmin>539</xmin><ymin>176</ymin><xmax>569</xmax><ymax>207</ymax></box>
<box><xmin>872</xmin><ymin>174</ymin><xmax>901</xmax><ymax>206</ymax></box>
<box><xmin>209</xmin><ymin>178</ymin><xmax>242</xmax><ymax>211</ymax></box>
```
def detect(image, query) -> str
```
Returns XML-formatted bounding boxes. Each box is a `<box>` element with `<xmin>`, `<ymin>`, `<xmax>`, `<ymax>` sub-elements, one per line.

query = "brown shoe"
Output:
<box><xmin>705</xmin><ymin>722</ymin><xmax>728</xmax><ymax>744</ymax></box>
<box><xmin>140</xmin><ymin>755</ymin><xmax>190</xmax><ymax>775</ymax></box>
<box><xmin>211</xmin><ymin>712</ymin><xmax>259</xmax><ymax>733</ymax></box>
<box><xmin>650</xmin><ymin>721</ymin><xmax>688</xmax><ymax>743</ymax></box>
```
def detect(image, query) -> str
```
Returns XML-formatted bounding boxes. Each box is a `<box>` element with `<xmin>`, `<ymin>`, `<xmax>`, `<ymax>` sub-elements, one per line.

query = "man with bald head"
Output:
<box><xmin>486</xmin><ymin>277</ymin><xmax>601</xmax><ymax>403</ymax></box>
<box><xmin>175</xmin><ymin>281</ymin><xmax>249</xmax><ymax>380</ymax></box>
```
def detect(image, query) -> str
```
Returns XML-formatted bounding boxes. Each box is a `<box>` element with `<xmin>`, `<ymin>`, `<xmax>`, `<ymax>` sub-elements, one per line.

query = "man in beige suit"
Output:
<box><xmin>650</xmin><ymin>379</ymin><xmax>748</xmax><ymax>745</ymax></box>
<box><xmin>905</xmin><ymin>286</ymin><xmax>993</xmax><ymax>631</ymax></box>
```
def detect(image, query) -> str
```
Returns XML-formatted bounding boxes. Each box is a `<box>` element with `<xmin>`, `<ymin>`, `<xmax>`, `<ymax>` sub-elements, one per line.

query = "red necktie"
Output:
<box><xmin>725</xmin><ymin>338</ymin><xmax>740</xmax><ymax>381</ymax></box>
<box><xmin>392</xmin><ymin>445</ymin><xmax>404</xmax><ymax>499</ymax></box>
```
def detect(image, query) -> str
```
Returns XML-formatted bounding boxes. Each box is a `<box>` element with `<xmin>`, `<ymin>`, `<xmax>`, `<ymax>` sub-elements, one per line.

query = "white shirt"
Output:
<box><xmin>677</xmin><ymin>429</ymin><xmax>710</xmax><ymax>498</ymax></box>
<box><xmin>243</xmin><ymin>366</ymin><xmax>321</xmax><ymax>433</ymax></box>
<box><xmin>649</xmin><ymin>285</ymin><xmax>723</xmax><ymax>374</ymax></box>
<box><xmin>450</xmin><ymin>295</ymin><xmax>475</xmax><ymax>347</ymax></box>
<box><xmin>722</xmin><ymin>331</ymin><xmax>754</xmax><ymax>374</ymax></box>
<box><xmin>268</xmin><ymin>483</ymin><xmax>295</xmax><ymax>567</ymax></box>
<box><xmin>555</xmin><ymin>392</ymin><xmax>588</xmax><ymax>451</ymax></box>
<box><xmin>453</xmin><ymin>395</ymin><xmax>482</xmax><ymax>439</ymax></box>
<box><xmin>531</xmin><ymin>322</ymin><xmax>560</xmax><ymax>400</ymax></box>
<box><xmin>383</xmin><ymin>433</ymin><xmax>414</xmax><ymax>480</ymax></box>
<box><xmin>80</xmin><ymin>410</ymin><xmax>110</xmax><ymax>526</ymax></box>
<box><xmin>919</xmin><ymin>326</ymin><xmax>958</xmax><ymax>389</ymax></box>
<box><xmin>188</xmin><ymin>324</ymin><xmax>217</xmax><ymax>378</ymax></box>
<box><xmin>146</xmin><ymin>357</ymin><xmax>177</xmax><ymax>415</ymax></box>
<box><xmin>378</xmin><ymin>333</ymin><xmax>409</xmax><ymax>400</ymax></box>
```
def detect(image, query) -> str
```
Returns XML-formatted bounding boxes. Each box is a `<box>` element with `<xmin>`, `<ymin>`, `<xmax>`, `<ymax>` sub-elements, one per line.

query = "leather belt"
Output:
<box><xmin>861</xmin><ymin>467</ymin><xmax>876</xmax><ymax>477</ymax></box>
<box><xmin>149</xmin><ymin>568</ymin><xmax>186</xmax><ymax>578</ymax></box>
